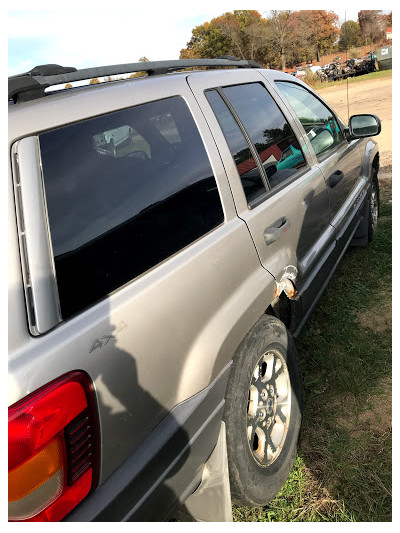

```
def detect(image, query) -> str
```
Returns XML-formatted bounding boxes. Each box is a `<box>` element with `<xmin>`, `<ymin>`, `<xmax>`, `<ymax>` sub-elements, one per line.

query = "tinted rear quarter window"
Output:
<box><xmin>40</xmin><ymin>96</ymin><xmax>224</xmax><ymax>319</ymax></box>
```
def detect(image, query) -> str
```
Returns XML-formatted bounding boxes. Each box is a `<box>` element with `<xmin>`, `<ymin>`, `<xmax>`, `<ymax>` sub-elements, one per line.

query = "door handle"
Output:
<box><xmin>264</xmin><ymin>217</ymin><xmax>290</xmax><ymax>246</ymax></box>
<box><xmin>327</xmin><ymin>170</ymin><xmax>344</xmax><ymax>188</ymax></box>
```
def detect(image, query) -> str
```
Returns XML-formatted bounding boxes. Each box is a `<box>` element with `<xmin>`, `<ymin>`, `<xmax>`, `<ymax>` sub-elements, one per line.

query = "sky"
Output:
<box><xmin>7</xmin><ymin>2</ymin><xmax>378</xmax><ymax>76</ymax></box>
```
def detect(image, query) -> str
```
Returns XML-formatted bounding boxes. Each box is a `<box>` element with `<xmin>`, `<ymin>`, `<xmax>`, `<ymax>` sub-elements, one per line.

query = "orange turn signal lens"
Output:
<box><xmin>9</xmin><ymin>438</ymin><xmax>64</xmax><ymax>502</ymax></box>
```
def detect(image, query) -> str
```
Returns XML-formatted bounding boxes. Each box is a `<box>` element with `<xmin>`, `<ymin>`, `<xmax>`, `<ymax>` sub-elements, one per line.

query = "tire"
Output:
<box><xmin>367</xmin><ymin>170</ymin><xmax>380</xmax><ymax>243</ymax></box>
<box><xmin>223</xmin><ymin>315</ymin><xmax>303</xmax><ymax>507</ymax></box>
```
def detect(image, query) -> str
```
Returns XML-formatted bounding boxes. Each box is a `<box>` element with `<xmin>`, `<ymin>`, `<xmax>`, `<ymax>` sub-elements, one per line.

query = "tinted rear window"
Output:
<box><xmin>40</xmin><ymin>96</ymin><xmax>223</xmax><ymax>318</ymax></box>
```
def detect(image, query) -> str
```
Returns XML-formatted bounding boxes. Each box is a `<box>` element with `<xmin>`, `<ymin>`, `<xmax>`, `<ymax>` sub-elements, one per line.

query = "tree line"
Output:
<box><xmin>179</xmin><ymin>10</ymin><xmax>392</xmax><ymax>71</ymax></box>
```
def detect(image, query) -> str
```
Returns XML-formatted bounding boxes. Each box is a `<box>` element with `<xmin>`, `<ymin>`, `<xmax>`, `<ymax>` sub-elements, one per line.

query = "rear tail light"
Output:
<box><xmin>8</xmin><ymin>371</ymin><xmax>99</xmax><ymax>521</ymax></box>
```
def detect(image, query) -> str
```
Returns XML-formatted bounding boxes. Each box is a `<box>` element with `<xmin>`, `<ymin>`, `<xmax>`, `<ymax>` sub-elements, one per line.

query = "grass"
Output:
<box><xmin>233</xmin><ymin>182</ymin><xmax>392</xmax><ymax>522</ymax></box>
<box><xmin>305</xmin><ymin>69</ymin><xmax>392</xmax><ymax>91</ymax></box>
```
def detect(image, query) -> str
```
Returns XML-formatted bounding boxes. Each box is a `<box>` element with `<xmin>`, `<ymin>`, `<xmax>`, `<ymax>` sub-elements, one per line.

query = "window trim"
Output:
<box><xmin>12</xmin><ymin>137</ymin><xmax>62</xmax><ymax>336</ymax></box>
<box><xmin>248</xmin><ymin>165</ymin><xmax>311</xmax><ymax>210</ymax></box>
<box><xmin>213</xmin><ymin>87</ymin><xmax>271</xmax><ymax>193</ymax></box>
<box><xmin>274</xmin><ymin>79</ymin><xmax>348</xmax><ymax>163</ymax></box>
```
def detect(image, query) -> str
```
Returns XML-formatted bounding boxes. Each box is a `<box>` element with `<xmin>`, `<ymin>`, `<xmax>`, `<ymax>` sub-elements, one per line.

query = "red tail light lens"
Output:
<box><xmin>8</xmin><ymin>371</ymin><xmax>99</xmax><ymax>521</ymax></box>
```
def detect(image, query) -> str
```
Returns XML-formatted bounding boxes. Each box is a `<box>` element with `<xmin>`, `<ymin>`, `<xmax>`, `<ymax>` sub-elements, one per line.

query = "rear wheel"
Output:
<box><xmin>223</xmin><ymin>315</ymin><xmax>303</xmax><ymax>506</ymax></box>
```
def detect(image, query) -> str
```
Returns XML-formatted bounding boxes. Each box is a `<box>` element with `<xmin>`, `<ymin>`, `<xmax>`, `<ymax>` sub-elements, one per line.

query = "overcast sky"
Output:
<box><xmin>8</xmin><ymin>2</ymin><xmax>382</xmax><ymax>76</ymax></box>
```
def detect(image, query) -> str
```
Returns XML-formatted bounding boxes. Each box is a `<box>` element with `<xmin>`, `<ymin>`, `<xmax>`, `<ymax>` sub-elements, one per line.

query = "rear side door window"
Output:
<box><xmin>207</xmin><ymin>83</ymin><xmax>306</xmax><ymax>201</ymax></box>
<box><xmin>275</xmin><ymin>81</ymin><xmax>345</xmax><ymax>160</ymax></box>
<box><xmin>39</xmin><ymin>96</ymin><xmax>224</xmax><ymax>319</ymax></box>
<box><xmin>205</xmin><ymin>90</ymin><xmax>268</xmax><ymax>203</ymax></box>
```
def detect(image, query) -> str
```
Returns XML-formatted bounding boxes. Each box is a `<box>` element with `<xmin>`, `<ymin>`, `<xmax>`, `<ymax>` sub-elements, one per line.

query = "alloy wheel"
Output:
<box><xmin>247</xmin><ymin>349</ymin><xmax>291</xmax><ymax>466</ymax></box>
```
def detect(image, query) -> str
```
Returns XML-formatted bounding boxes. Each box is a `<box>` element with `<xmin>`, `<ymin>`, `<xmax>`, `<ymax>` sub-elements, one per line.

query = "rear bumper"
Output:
<box><xmin>64</xmin><ymin>361</ymin><xmax>232</xmax><ymax>522</ymax></box>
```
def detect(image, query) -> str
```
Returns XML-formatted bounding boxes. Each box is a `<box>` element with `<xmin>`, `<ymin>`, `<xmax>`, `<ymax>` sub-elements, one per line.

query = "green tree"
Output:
<box><xmin>180</xmin><ymin>20</ymin><xmax>230</xmax><ymax>59</ymax></box>
<box><xmin>338</xmin><ymin>20</ymin><xmax>362</xmax><ymax>51</ymax></box>
<box><xmin>214</xmin><ymin>10</ymin><xmax>269</xmax><ymax>61</ymax></box>
<box><xmin>180</xmin><ymin>11</ymin><xmax>269</xmax><ymax>63</ymax></box>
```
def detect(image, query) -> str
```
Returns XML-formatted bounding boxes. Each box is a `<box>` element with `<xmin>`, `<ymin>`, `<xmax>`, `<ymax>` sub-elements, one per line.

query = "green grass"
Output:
<box><xmin>234</xmin><ymin>190</ymin><xmax>392</xmax><ymax>522</ymax></box>
<box><xmin>306</xmin><ymin>69</ymin><xmax>392</xmax><ymax>91</ymax></box>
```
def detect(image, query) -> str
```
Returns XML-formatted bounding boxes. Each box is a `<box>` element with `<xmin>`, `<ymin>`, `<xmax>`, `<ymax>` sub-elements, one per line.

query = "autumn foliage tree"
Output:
<box><xmin>290</xmin><ymin>10</ymin><xmax>340</xmax><ymax>62</ymax></box>
<box><xmin>181</xmin><ymin>10</ymin><xmax>342</xmax><ymax>69</ymax></box>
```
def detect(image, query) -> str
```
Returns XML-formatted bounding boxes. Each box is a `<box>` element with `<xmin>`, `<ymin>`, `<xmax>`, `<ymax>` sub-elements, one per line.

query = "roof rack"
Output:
<box><xmin>8</xmin><ymin>57</ymin><xmax>264</xmax><ymax>103</ymax></box>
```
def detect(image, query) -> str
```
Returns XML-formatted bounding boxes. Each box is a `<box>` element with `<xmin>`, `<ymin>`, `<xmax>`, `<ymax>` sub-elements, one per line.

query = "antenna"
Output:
<box><xmin>345</xmin><ymin>10</ymin><xmax>350</xmax><ymax>122</ymax></box>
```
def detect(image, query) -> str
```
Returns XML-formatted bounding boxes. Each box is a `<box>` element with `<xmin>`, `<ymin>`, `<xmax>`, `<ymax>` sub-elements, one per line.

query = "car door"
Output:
<box><xmin>187</xmin><ymin>70</ymin><xmax>335</xmax><ymax>319</ymax></box>
<box><xmin>273</xmin><ymin>79</ymin><xmax>365</xmax><ymax>253</ymax></box>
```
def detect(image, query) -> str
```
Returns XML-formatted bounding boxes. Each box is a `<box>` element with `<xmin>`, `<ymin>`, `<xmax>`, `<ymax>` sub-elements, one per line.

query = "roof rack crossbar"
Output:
<box><xmin>9</xmin><ymin>58</ymin><xmax>264</xmax><ymax>103</ymax></box>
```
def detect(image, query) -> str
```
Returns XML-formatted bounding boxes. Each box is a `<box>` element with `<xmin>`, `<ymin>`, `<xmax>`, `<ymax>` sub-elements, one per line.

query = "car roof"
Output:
<box><xmin>8</xmin><ymin>59</ymin><xmax>299</xmax><ymax>141</ymax></box>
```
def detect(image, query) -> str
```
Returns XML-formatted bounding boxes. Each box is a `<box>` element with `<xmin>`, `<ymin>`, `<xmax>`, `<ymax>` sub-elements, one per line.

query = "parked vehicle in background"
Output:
<box><xmin>8</xmin><ymin>57</ymin><xmax>381</xmax><ymax>522</ymax></box>
<box><xmin>316</xmin><ymin>55</ymin><xmax>377</xmax><ymax>82</ymax></box>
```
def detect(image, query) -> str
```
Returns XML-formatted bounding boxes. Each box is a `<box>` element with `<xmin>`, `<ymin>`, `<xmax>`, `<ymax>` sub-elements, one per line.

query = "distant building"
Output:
<box><xmin>386</xmin><ymin>27</ymin><xmax>392</xmax><ymax>40</ymax></box>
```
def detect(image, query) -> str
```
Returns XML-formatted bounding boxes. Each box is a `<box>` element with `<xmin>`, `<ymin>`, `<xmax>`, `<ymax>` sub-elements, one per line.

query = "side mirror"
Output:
<box><xmin>348</xmin><ymin>114</ymin><xmax>381</xmax><ymax>139</ymax></box>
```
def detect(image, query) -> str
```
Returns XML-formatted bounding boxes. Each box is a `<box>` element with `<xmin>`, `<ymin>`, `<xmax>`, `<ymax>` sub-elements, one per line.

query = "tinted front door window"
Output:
<box><xmin>275</xmin><ymin>81</ymin><xmax>345</xmax><ymax>160</ymax></box>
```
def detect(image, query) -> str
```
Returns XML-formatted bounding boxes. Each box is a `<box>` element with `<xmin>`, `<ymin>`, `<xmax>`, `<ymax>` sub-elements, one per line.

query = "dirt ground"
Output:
<box><xmin>320</xmin><ymin>75</ymin><xmax>392</xmax><ymax>354</ymax></box>
<box><xmin>318</xmin><ymin>76</ymin><xmax>392</xmax><ymax>171</ymax></box>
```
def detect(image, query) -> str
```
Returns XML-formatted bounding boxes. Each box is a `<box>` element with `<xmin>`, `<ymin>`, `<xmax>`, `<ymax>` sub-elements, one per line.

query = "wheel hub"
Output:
<box><xmin>247</xmin><ymin>349</ymin><xmax>291</xmax><ymax>466</ymax></box>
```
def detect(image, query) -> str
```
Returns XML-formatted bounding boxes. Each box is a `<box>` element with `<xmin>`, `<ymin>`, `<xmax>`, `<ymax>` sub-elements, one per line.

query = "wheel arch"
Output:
<box><xmin>176</xmin><ymin>269</ymin><xmax>277</xmax><ymax>402</ymax></box>
<box><xmin>361</xmin><ymin>139</ymin><xmax>379</xmax><ymax>182</ymax></box>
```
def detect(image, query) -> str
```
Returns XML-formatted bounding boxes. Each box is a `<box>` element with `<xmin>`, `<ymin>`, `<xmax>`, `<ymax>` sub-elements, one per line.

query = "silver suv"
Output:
<box><xmin>8</xmin><ymin>58</ymin><xmax>381</xmax><ymax>522</ymax></box>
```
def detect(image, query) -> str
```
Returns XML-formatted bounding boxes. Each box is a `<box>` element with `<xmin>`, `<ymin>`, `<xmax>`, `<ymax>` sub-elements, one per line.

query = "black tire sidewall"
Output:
<box><xmin>223</xmin><ymin>315</ymin><xmax>303</xmax><ymax>506</ymax></box>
